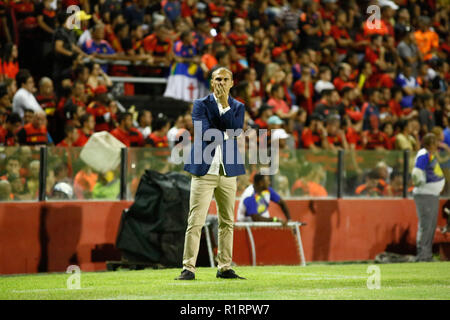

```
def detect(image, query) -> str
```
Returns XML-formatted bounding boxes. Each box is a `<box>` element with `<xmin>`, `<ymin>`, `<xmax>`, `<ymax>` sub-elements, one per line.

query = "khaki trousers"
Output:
<box><xmin>182</xmin><ymin>173</ymin><xmax>237</xmax><ymax>273</ymax></box>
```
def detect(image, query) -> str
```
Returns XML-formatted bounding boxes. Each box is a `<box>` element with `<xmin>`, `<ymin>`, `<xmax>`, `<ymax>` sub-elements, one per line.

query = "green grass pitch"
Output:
<box><xmin>1</xmin><ymin>262</ymin><xmax>449</xmax><ymax>300</ymax></box>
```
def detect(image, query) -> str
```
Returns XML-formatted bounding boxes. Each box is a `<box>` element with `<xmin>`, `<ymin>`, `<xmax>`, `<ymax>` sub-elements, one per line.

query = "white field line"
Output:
<box><xmin>11</xmin><ymin>288</ymin><xmax>94</xmax><ymax>293</ymax></box>
<box><xmin>265</xmin><ymin>272</ymin><xmax>367</xmax><ymax>279</ymax></box>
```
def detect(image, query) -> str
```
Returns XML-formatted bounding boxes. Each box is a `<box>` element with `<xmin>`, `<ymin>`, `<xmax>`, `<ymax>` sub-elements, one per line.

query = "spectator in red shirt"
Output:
<box><xmin>330</xmin><ymin>10</ymin><xmax>354</xmax><ymax>56</ymax></box>
<box><xmin>362</xmin><ymin>114</ymin><xmax>391</xmax><ymax>150</ymax></box>
<box><xmin>0</xmin><ymin>43</ymin><xmax>19</xmax><ymax>80</ymax></box>
<box><xmin>214</xmin><ymin>18</ymin><xmax>232</xmax><ymax>47</ymax></box>
<box><xmin>301</xmin><ymin>113</ymin><xmax>327</xmax><ymax>150</ymax></box>
<box><xmin>181</xmin><ymin>0</ymin><xmax>198</xmax><ymax>28</ymax></box>
<box><xmin>208</xmin><ymin>0</ymin><xmax>227</xmax><ymax>27</ymax></box>
<box><xmin>17</xmin><ymin>111</ymin><xmax>48</xmax><ymax>146</ymax></box>
<box><xmin>36</xmin><ymin>77</ymin><xmax>56</xmax><ymax>117</ymax></box>
<box><xmin>57</xmin><ymin>124</ymin><xmax>78</xmax><ymax>147</ymax></box>
<box><xmin>227</xmin><ymin>18</ymin><xmax>249</xmax><ymax>60</ymax></box>
<box><xmin>324</xmin><ymin>115</ymin><xmax>348</xmax><ymax>150</ymax></box>
<box><xmin>143</xmin><ymin>23</ymin><xmax>174</xmax><ymax>66</ymax></box>
<box><xmin>86</xmin><ymin>85</ymin><xmax>114</xmax><ymax>132</ymax></box>
<box><xmin>338</xmin><ymin>87</ymin><xmax>363</xmax><ymax>123</ymax></box>
<box><xmin>365</xmin><ymin>34</ymin><xmax>388</xmax><ymax>75</ymax></box>
<box><xmin>267</xmin><ymin>83</ymin><xmax>298</xmax><ymax>120</ymax></box>
<box><xmin>314</xmin><ymin>89</ymin><xmax>340</xmax><ymax>120</ymax></box>
<box><xmin>355</xmin><ymin>169</ymin><xmax>391</xmax><ymax>197</ymax></box>
<box><xmin>293</xmin><ymin>66</ymin><xmax>314</xmax><ymax>115</ymax></box>
<box><xmin>333</xmin><ymin>63</ymin><xmax>356</xmax><ymax>92</ymax></box>
<box><xmin>110</xmin><ymin>112</ymin><xmax>145</xmax><ymax>147</ymax></box>
<box><xmin>146</xmin><ymin>114</ymin><xmax>170</xmax><ymax>148</ymax></box>
<box><xmin>136</xmin><ymin>109</ymin><xmax>152</xmax><ymax>140</ymax></box>
<box><xmin>36</xmin><ymin>77</ymin><xmax>58</xmax><ymax>139</ymax></box>
<box><xmin>0</xmin><ymin>113</ymin><xmax>22</xmax><ymax>146</ymax></box>
<box><xmin>74</xmin><ymin>113</ymin><xmax>95</xmax><ymax>147</ymax></box>
<box><xmin>63</xmin><ymin>80</ymin><xmax>87</xmax><ymax>119</ymax></box>
<box><xmin>254</xmin><ymin>104</ymin><xmax>274</xmax><ymax>130</ymax></box>
<box><xmin>0</xmin><ymin>83</ymin><xmax>12</xmax><ymax>113</ymax></box>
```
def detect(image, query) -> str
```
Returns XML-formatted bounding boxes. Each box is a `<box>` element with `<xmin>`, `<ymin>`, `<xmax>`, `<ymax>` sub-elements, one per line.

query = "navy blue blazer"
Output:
<box><xmin>184</xmin><ymin>93</ymin><xmax>246</xmax><ymax>177</ymax></box>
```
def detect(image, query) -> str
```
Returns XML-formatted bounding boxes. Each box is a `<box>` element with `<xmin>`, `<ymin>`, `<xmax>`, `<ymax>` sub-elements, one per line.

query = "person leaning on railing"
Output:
<box><xmin>237</xmin><ymin>173</ymin><xmax>291</xmax><ymax>225</ymax></box>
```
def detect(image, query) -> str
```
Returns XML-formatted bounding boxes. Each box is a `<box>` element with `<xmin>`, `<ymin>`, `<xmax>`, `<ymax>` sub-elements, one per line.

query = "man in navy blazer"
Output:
<box><xmin>176</xmin><ymin>67</ymin><xmax>246</xmax><ymax>280</ymax></box>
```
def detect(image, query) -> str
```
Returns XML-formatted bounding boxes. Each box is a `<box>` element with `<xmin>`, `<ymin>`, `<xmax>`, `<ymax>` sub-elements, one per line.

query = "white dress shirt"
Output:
<box><xmin>207</xmin><ymin>94</ymin><xmax>230</xmax><ymax>176</ymax></box>
<box><xmin>12</xmin><ymin>88</ymin><xmax>44</xmax><ymax>119</ymax></box>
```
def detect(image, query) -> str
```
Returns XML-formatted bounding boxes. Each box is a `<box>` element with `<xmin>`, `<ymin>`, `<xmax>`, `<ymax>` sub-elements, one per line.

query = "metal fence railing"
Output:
<box><xmin>0</xmin><ymin>146</ymin><xmax>449</xmax><ymax>202</ymax></box>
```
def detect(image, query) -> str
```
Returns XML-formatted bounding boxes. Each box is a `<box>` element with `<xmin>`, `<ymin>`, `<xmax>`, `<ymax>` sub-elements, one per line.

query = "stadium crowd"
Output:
<box><xmin>0</xmin><ymin>0</ymin><xmax>449</xmax><ymax>200</ymax></box>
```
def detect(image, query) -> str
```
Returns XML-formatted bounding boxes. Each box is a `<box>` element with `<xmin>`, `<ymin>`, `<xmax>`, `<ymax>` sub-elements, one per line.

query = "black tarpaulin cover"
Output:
<box><xmin>116</xmin><ymin>170</ymin><xmax>191</xmax><ymax>267</ymax></box>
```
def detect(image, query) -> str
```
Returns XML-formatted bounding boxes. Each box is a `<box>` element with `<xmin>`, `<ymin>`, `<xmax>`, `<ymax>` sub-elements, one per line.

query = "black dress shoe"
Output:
<box><xmin>175</xmin><ymin>269</ymin><xmax>195</xmax><ymax>280</ymax></box>
<box><xmin>216</xmin><ymin>269</ymin><xmax>246</xmax><ymax>279</ymax></box>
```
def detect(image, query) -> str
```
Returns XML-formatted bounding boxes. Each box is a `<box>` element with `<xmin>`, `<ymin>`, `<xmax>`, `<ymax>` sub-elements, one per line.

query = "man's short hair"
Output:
<box><xmin>215</xmin><ymin>50</ymin><xmax>229</xmax><ymax>62</ymax></box>
<box><xmin>270</xmin><ymin>83</ymin><xmax>282</xmax><ymax>95</ymax></box>
<box><xmin>137</xmin><ymin>109</ymin><xmax>151</xmax><ymax>123</ymax></box>
<box><xmin>253</xmin><ymin>173</ymin><xmax>266</xmax><ymax>186</ymax></box>
<box><xmin>39</xmin><ymin>77</ymin><xmax>52</xmax><ymax>88</ymax></box>
<box><xmin>15</xmin><ymin>69</ymin><xmax>32</xmax><ymax>88</ymax></box>
<box><xmin>117</xmin><ymin>112</ymin><xmax>132</xmax><ymax>124</ymax></box>
<box><xmin>321</xmin><ymin>88</ymin><xmax>333</xmax><ymax>97</ymax></box>
<box><xmin>79</xmin><ymin>113</ymin><xmax>93</xmax><ymax>127</ymax></box>
<box><xmin>422</xmin><ymin>133</ymin><xmax>437</xmax><ymax>148</ymax></box>
<box><xmin>152</xmin><ymin>113</ymin><xmax>169</xmax><ymax>131</ymax></box>
<box><xmin>212</xmin><ymin>67</ymin><xmax>233</xmax><ymax>79</ymax></box>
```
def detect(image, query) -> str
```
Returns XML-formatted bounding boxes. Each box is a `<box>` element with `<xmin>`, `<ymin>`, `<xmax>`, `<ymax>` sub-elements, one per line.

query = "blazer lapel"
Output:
<box><xmin>207</xmin><ymin>93</ymin><xmax>221</xmax><ymax>121</ymax></box>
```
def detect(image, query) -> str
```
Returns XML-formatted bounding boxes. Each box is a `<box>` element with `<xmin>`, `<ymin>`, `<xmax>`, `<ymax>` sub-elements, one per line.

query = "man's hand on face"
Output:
<box><xmin>212</xmin><ymin>68</ymin><xmax>233</xmax><ymax>108</ymax></box>
<box><xmin>216</xmin><ymin>83</ymin><xmax>229</xmax><ymax>107</ymax></box>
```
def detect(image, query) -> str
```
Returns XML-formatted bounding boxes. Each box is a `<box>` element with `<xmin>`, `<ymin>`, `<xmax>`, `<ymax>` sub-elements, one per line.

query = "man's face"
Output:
<box><xmin>41</xmin><ymin>81</ymin><xmax>53</xmax><ymax>96</ymax></box>
<box><xmin>143</xmin><ymin>111</ymin><xmax>152</xmax><ymax>126</ymax></box>
<box><xmin>24</xmin><ymin>111</ymin><xmax>34</xmax><ymax>124</ymax></box>
<box><xmin>258</xmin><ymin>176</ymin><xmax>270</xmax><ymax>190</ymax></box>
<box><xmin>6</xmin><ymin>160</ymin><xmax>20</xmax><ymax>176</ymax></box>
<box><xmin>74</xmin><ymin>83</ymin><xmax>85</xmax><ymax>98</ymax></box>
<box><xmin>371</xmin><ymin>91</ymin><xmax>380</xmax><ymax>104</ymax></box>
<box><xmin>134</xmin><ymin>26</ymin><xmax>143</xmax><ymax>40</ymax></box>
<box><xmin>156</xmin><ymin>26</ymin><xmax>168</xmax><ymax>39</ymax></box>
<box><xmin>331</xmin><ymin>91</ymin><xmax>340</xmax><ymax>104</ymax></box>
<box><xmin>124</xmin><ymin>115</ymin><xmax>133</xmax><ymax>130</ymax></box>
<box><xmin>69</xmin><ymin>128</ymin><xmax>79</xmax><ymax>142</ymax></box>
<box><xmin>337</xmin><ymin>12</ymin><xmax>346</xmax><ymax>24</ymax></box>
<box><xmin>75</xmin><ymin>105</ymin><xmax>86</xmax><ymax>119</ymax></box>
<box><xmin>87</xmin><ymin>115</ymin><xmax>95</xmax><ymax>130</ymax></box>
<box><xmin>29</xmin><ymin>161</ymin><xmax>40</xmax><ymax>179</ymax></box>
<box><xmin>276</xmin><ymin>87</ymin><xmax>284</xmax><ymax>99</ymax></box>
<box><xmin>94</xmin><ymin>25</ymin><xmax>105</xmax><ymax>40</ymax></box>
<box><xmin>262</xmin><ymin>109</ymin><xmax>273</xmax><ymax>119</ymax></box>
<box><xmin>404</xmin><ymin>66</ymin><xmax>412</xmax><ymax>77</ymax></box>
<box><xmin>32</xmin><ymin>113</ymin><xmax>46</xmax><ymax>128</ymax></box>
<box><xmin>211</xmin><ymin>69</ymin><xmax>233</xmax><ymax>97</ymax></box>
<box><xmin>234</xmin><ymin>19</ymin><xmax>245</xmax><ymax>33</ymax></box>
<box><xmin>399</xmin><ymin>9</ymin><xmax>410</xmax><ymax>22</ymax></box>
<box><xmin>428</xmin><ymin>140</ymin><xmax>438</xmax><ymax>154</ymax></box>
<box><xmin>23</xmin><ymin>77</ymin><xmax>35</xmax><ymax>93</ymax></box>
<box><xmin>0</xmin><ymin>95</ymin><xmax>11</xmax><ymax>108</ymax></box>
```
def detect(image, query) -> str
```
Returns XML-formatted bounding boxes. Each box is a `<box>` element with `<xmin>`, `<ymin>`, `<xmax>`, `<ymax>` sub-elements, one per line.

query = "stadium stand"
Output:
<box><xmin>0</xmin><ymin>0</ymin><xmax>448</xmax><ymax>201</ymax></box>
